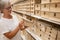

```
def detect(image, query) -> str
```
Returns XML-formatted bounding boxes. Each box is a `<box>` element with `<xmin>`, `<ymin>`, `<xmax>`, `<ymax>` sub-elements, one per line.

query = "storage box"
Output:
<box><xmin>30</xmin><ymin>25</ymin><xmax>37</xmax><ymax>33</ymax></box>
<box><xmin>35</xmin><ymin>4</ymin><xmax>40</xmax><ymax>10</ymax></box>
<box><xmin>50</xmin><ymin>37</ymin><xmax>56</xmax><ymax>40</ymax></box>
<box><xmin>31</xmin><ymin>7</ymin><xmax>34</xmax><ymax>11</ymax></box>
<box><xmin>47</xmin><ymin>12</ymin><xmax>55</xmax><ymax>18</ymax></box>
<box><xmin>35</xmin><ymin>10</ymin><xmax>41</xmax><ymax>16</ymax></box>
<box><xmin>30</xmin><ymin>7</ymin><xmax>34</xmax><ymax>15</ymax></box>
<box><xmin>30</xmin><ymin>11</ymin><xmax>34</xmax><ymax>15</ymax></box>
<box><xmin>41</xmin><ymin>0</ymin><xmax>50</xmax><ymax>4</ymax></box>
<box><xmin>42</xmin><ymin>12</ymin><xmax>51</xmax><ymax>18</ymax></box>
<box><xmin>36</xmin><ymin>29</ymin><xmax>45</xmax><ymax>38</ymax></box>
<box><xmin>31</xmin><ymin>4</ymin><xmax>34</xmax><ymax>7</ymax></box>
<box><xmin>40</xmin><ymin>24</ymin><xmax>46</xmax><ymax>32</ymax></box>
<box><xmin>51</xmin><ymin>0</ymin><xmax>60</xmax><ymax>3</ymax></box>
<box><xmin>41</xmin><ymin>4</ymin><xmax>49</xmax><ymax>11</ymax></box>
<box><xmin>36</xmin><ymin>20</ymin><xmax>46</xmax><ymax>32</ymax></box>
<box><xmin>26</xmin><ymin>32</ymin><xmax>35</xmax><ymax>40</ymax></box>
<box><xmin>57</xmin><ymin>38</ymin><xmax>60</xmax><ymax>40</ymax></box>
<box><xmin>24</xmin><ymin>20</ymin><xmax>33</xmax><ymax>27</ymax></box>
<box><xmin>36</xmin><ymin>28</ymin><xmax>41</xmax><ymax>36</ymax></box>
<box><xmin>41</xmin><ymin>12</ymin><xmax>45</xmax><ymax>17</ymax></box>
<box><xmin>46</xmin><ymin>25</ymin><xmax>52</xmax><ymax>35</ymax></box>
<box><xmin>57</xmin><ymin>30</ymin><xmax>60</xmax><ymax>38</ymax></box>
<box><xmin>31</xmin><ymin>0</ymin><xmax>35</xmax><ymax>3</ymax></box>
<box><xmin>43</xmin><ymin>34</ymin><xmax>50</xmax><ymax>40</ymax></box>
<box><xmin>35</xmin><ymin>0</ymin><xmax>41</xmax><ymax>4</ymax></box>
<box><xmin>50</xmin><ymin>4</ymin><xmax>60</xmax><ymax>12</ymax></box>
<box><xmin>54</xmin><ymin>13</ymin><xmax>60</xmax><ymax>19</ymax></box>
<box><xmin>50</xmin><ymin>28</ymin><xmax>57</xmax><ymax>38</ymax></box>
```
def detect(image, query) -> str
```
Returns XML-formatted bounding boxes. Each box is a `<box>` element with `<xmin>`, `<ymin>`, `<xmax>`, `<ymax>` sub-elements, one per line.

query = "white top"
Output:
<box><xmin>0</xmin><ymin>13</ymin><xmax>23</xmax><ymax>40</ymax></box>
<box><xmin>0</xmin><ymin>12</ymin><xmax>1</xmax><ymax>18</ymax></box>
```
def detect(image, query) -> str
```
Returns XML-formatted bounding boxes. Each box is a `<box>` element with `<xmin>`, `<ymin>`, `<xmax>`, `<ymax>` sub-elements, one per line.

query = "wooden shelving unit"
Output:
<box><xmin>12</xmin><ymin>0</ymin><xmax>60</xmax><ymax>40</ymax></box>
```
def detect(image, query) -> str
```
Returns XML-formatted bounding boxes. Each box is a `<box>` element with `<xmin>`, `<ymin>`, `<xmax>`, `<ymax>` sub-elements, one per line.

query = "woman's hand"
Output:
<box><xmin>18</xmin><ymin>21</ymin><xmax>25</xmax><ymax>30</ymax></box>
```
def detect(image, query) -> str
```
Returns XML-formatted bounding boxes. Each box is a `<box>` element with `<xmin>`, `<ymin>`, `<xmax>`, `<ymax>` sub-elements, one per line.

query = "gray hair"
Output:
<box><xmin>0</xmin><ymin>0</ymin><xmax>10</xmax><ymax>11</ymax></box>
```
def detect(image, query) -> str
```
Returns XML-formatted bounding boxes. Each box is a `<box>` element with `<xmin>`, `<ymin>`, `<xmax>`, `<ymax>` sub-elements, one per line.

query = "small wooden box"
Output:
<box><xmin>50</xmin><ymin>4</ymin><xmax>60</xmax><ymax>12</ymax></box>
<box><xmin>30</xmin><ymin>7</ymin><xmax>34</xmax><ymax>15</ymax></box>
<box><xmin>31</xmin><ymin>7</ymin><xmax>34</xmax><ymax>11</ymax></box>
<box><xmin>40</xmin><ymin>24</ymin><xmax>46</xmax><ymax>32</ymax></box>
<box><xmin>50</xmin><ymin>28</ymin><xmax>57</xmax><ymax>38</ymax></box>
<box><xmin>24</xmin><ymin>20</ymin><xmax>33</xmax><ymax>27</ymax></box>
<box><xmin>41</xmin><ymin>12</ymin><xmax>45</xmax><ymax>17</ymax></box>
<box><xmin>57</xmin><ymin>38</ymin><xmax>60</xmax><ymax>40</ymax></box>
<box><xmin>57</xmin><ymin>30</ymin><xmax>60</xmax><ymax>38</ymax></box>
<box><xmin>50</xmin><ymin>37</ymin><xmax>56</xmax><ymax>40</ymax></box>
<box><xmin>41</xmin><ymin>0</ymin><xmax>50</xmax><ymax>4</ymax></box>
<box><xmin>43</xmin><ymin>34</ymin><xmax>50</xmax><ymax>40</ymax></box>
<box><xmin>30</xmin><ymin>11</ymin><xmax>34</xmax><ymax>15</ymax></box>
<box><xmin>35</xmin><ymin>4</ymin><xmax>40</xmax><ymax>10</ymax></box>
<box><xmin>46</xmin><ymin>25</ymin><xmax>52</xmax><ymax>34</ymax></box>
<box><xmin>41</xmin><ymin>4</ymin><xmax>49</xmax><ymax>11</ymax></box>
<box><xmin>31</xmin><ymin>0</ymin><xmax>35</xmax><ymax>3</ymax></box>
<box><xmin>54</xmin><ymin>13</ymin><xmax>60</xmax><ymax>19</ymax></box>
<box><xmin>31</xmin><ymin>4</ymin><xmax>34</xmax><ymax>7</ymax></box>
<box><xmin>51</xmin><ymin>0</ymin><xmax>60</xmax><ymax>3</ymax></box>
<box><xmin>35</xmin><ymin>10</ymin><xmax>41</xmax><ymax>16</ymax></box>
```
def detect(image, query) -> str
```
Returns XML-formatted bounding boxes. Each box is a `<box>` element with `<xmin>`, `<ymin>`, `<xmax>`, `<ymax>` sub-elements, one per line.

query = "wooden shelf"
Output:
<box><xmin>41</xmin><ymin>10</ymin><xmax>60</xmax><ymax>13</ymax></box>
<box><xmin>13</xmin><ymin>10</ymin><xmax>60</xmax><ymax>25</ymax></box>
<box><xmin>25</xmin><ymin>29</ymin><xmax>42</xmax><ymax>40</ymax></box>
<box><xmin>13</xmin><ymin>10</ymin><xmax>31</xmax><ymax>16</ymax></box>
<box><xmin>30</xmin><ymin>14</ymin><xmax>60</xmax><ymax>25</ymax></box>
<box><xmin>41</xmin><ymin>2</ymin><xmax>60</xmax><ymax>4</ymax></box>
<box><xmin>20</xmin><ymin>34</ymin><xmax>27</xmax><ymax>40</ymax></box>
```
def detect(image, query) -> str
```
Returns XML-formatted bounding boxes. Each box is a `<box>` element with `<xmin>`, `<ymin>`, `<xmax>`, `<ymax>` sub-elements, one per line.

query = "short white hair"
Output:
<box><xmin>0</xmin><ymin>0</ymin><xmax>10</xmax><ymax>10</ymax></box>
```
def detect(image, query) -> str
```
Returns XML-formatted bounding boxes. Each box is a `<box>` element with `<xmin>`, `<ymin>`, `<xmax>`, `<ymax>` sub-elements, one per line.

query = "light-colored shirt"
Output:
<box><xmin>0</xmin><ymin>13</ymin><xmax>23</xmax><ymax>40</ymax></box>
<box><xmin>0</xmin><ymin>13</ymin><xmax>2</xmax><ymax>18</ymax></box>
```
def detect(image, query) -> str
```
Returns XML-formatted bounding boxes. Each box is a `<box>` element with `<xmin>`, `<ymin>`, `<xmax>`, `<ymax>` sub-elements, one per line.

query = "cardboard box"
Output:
<box><xmin>30</xmin><ymin>7</ymin><xmax>34</xmax><ymax>15</ymax></box>
<box><xmin>51</xmin><ymin>0</ymin><xmax>60</xmax><ymax>3</ymax></box>
<box><xmin>46</xmin><ymin>25</ymin><xmax>52</xmax><ymax>35</ymax></box>
<box><xmin>26</xmin><ymin>33</ymin><xmax>34</xmax><ymax>40</ymax></box>
<box><xmin>36</xmin><ymin>20</ymin><xmax>47</xmax><ymax>32</ymax></box>
<box><xmin>50</xmin><ymin>4</ymin><xmax>60</xmax><ymax>12</ymax></box>
<box><xmin>36</xmin><ymin>28</ymin><xmax>41</xmax><ymax>36</ymax></box>
<box><xmin>57</xmin><ymin>38</ymin><xmax>60</xmax><ymax>40</ymax></box>
<box><xmin>41</xmin><ymin>12</ymin><xmax>45</xmax><ymax>17</ymax></box>
<box><xmin>31</xmin><ymin>4</ymin><xmax>34</xmax><ymax>7</ymax></box>
<box><xmin>36</xmin><ymin>30</ymin><xmax>45</xmax><ymax>39</ymax></box>
<box><xmin>40</xmin><ymin>24</ymin><xmax>46</xmax><ymax>32</ymax></box>
<box><xmin>35</xmin><ymin>10</ymin><xmax>41</xmax><ymax>16</ymax></box>
<box><xmin>57</xmin><ymin>30</ymin><xmax>60</xmax><ymax>38</ymax></box>
<box><xmin>41</xmin><ymin>0</ymin><xmax>50</xmax><ymax>4</ymax></box>
<box><xmin>48</xmin><ymin>12</ymin><xmax>55</xmax><ymax>18</ymax></box>
<box><xmin>50</xmin><ymin>28</ymin><xmax>57</xmax><ymax>38</ymax></box>
<box><xmin>41</xmin><ymin>4</ymin><xmax>49</xmax><ymax>11</ymax></box>
<box><xmin>35</xmin><ymin>0</ymin><xmax>41</xmax><ymax>4</ymax></box>
<box><xmin>30</xmin><ymin>25</ymin><xmax>37</xmax><ymax>33</ymax></box>
<box><xmin>24</xmin><ymin>20</ymin><xmax>33</xmax><ymax>27</ymax></box>
<box><xmin>50</xmin><ymin>37</ymin><xmax>56</xmax><ymax>40</ymax></box>
<box><xmin>42</xmin><ymin>12</ymin><xmax>51</xmax><ymax>18</ymax></box>
<box><xmin>54</xmin><ymin>13</ymin><xmax>60</xmax><ymax>19</ymax></box>
<box><xmin>30</xmin><ymin>11</ymin><xmax>34</xmax><ymax>15</ymax></box>
<box><xmin>57</xmin><ymin>30</ymin><xmax>60</xmax><ymax>40</ymax></box>
<box><xmin>31</xmin><ymin>7</ymin><xmax>34</xmax><ymax>11</ymax></box>
<box><xmin>35</xmin><ymin>4</ymin><xmax>40</xmax><ymax>10</ymax></box>
<box><xmin>43</xmin><ymin>34</ymin><xmax>50</xmax><ymax>40</ymax></box>
<box><xmin>31</xmin><ymin>0</ymin><xmax>35</xmax><ymax>3</ymax></box>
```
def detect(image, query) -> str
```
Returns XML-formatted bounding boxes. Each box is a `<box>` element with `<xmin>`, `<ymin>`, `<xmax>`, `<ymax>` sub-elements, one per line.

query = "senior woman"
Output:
<box><xmin>0</xmin><ymin>0</ymin><xmax>26</xmax><ymax>40</ymax></box>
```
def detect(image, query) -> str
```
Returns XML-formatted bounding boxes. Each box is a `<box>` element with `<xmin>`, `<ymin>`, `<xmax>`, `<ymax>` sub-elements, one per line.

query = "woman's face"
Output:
<box><xmin>3</xmin><ymin>3</ymin><xmax>12</xmax><ymax>15</ymax></box>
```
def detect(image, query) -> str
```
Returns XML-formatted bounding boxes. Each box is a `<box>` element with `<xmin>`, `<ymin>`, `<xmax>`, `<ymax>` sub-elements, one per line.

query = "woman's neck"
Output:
<box><xmin>3</xmin><ymin>14</ymin><xmax>12</xmax><ymax>19</ymax></box>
